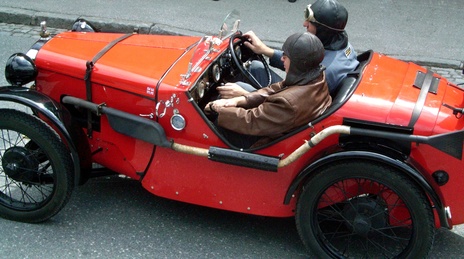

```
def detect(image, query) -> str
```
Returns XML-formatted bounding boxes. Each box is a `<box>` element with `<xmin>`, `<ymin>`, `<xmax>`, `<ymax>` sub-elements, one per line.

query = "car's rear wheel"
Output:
<box><xmin>0</xmin><ymin>109</ymin><xmax>74</xmax><ymax>222</ymax></box>
<box><xmin>296</xmin><ymin>161</ymin><xmax>435</xmax><ymax>258</ymax></box>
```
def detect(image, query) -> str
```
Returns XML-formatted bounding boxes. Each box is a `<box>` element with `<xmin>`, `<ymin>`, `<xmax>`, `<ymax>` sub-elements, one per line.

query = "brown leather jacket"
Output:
<box><xmin>217</xmin><ymin>73</ymin><xmax>332</xmax><ymax>141</ymax></box>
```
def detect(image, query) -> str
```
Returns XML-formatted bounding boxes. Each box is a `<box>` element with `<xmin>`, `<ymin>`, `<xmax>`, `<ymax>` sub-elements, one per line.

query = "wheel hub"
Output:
<box><xmin>352</xmin><ymin>214</ymin><xmax>371</xmax><ymax>236</ymax></box>
<box><xmin>2</xmin><ymin>146</ymin><xmax>40</xmax><ymax>183</ymax></box>
<box><xmin>343</xmin><ymin>197</ymin><xmax>387</xmax><ymax>237</ymax></box>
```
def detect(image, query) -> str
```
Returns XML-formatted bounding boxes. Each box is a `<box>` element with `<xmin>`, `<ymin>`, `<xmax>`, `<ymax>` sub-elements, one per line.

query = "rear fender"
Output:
<box><xmin>0</xmin><ymin>86</ymin><xmax>85</xmax><ymax>186</ymax></box>
<box><xmin>285</xmin><ymin>150</ymin><xmax>450</xmax><ymax>228</ymax></box>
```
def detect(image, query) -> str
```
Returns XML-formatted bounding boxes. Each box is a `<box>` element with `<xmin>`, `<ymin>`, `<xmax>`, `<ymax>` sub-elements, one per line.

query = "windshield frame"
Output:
<box><xmin>182</xmin><ymin>10</ymin><xmax>240</xmax><ymax>81</ymax></box>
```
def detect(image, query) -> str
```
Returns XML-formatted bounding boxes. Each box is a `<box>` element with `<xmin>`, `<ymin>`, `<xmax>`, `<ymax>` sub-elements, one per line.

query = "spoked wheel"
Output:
<box><xmin>296</xmin><ymin>161</ymin><xmax>435</xmax><ymax>258</ymax></box>
<box><xmin>0</xmin><ymin>109</ymin><xmax>74</xmax><ymax>222</ymax></box>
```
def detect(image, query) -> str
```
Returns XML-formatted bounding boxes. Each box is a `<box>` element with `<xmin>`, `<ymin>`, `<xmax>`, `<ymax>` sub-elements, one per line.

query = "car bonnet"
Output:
<box><xmin>34</xmin><ymin>31</ymin><xmax>201</xmax><ymax>98</ymax></box>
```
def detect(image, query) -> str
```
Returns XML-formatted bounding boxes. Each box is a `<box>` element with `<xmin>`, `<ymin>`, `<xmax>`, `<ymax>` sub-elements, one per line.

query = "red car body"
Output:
<box><xmin>1</xmin><ymin>16</ymin><xmax>463</xmax><ymax>258</ymax></box>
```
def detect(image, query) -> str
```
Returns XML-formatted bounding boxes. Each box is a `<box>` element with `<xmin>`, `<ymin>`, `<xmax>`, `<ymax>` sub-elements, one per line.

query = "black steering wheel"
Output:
<box><xmin>229</xmin><ymin>32</ymin><xmax>272</xmax><ymax>89</ymax></box>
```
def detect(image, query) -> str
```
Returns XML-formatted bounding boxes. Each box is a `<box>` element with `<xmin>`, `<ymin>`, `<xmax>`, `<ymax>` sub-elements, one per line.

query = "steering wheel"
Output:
<box><xmin>229</xmin><ymin>32</ymin><xmax>272</xmax><ymax>89</ymax></box>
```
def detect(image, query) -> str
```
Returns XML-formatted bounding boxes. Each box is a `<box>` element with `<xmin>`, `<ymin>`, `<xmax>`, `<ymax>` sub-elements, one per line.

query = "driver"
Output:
<box><xmin>218</xmin><ymin>0</ymin><xmax>358</xmax><ymax>98</ymax></box>
<box><xmin>205</xmin><ymin>32</ymin><xmax>332</xmax><ymax>149</ymax></box>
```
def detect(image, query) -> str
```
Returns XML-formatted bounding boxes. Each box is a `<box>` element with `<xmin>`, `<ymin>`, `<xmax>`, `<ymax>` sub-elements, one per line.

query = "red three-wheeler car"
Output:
<box><xmin>1</xmin><ymin>11</ymin><xmax>464</xmax><ymax>258</ymax></box>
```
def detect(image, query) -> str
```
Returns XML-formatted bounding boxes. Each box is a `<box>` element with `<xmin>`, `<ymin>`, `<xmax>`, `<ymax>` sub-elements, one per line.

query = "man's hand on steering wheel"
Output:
<box><xmin>229</xmin><ymin>31</ymin><xmax>273</xmax><ymax>89</ymax></box>
<box><xmin>242</xmin><ymin>31</ymin><xmax>276</xmax><ymax>58</ymax></box>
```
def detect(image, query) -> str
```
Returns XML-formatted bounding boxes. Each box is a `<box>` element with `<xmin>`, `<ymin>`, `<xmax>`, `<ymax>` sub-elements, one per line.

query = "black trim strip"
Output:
<box><xmin>409</xmin><ymin>70</ymin><xmax>433</xmax><ymax>127</ymax></box>
<box><xmin>208</xmin><ymin>146</ymin><xmax>280</xmax><ymax>172</ymax></box>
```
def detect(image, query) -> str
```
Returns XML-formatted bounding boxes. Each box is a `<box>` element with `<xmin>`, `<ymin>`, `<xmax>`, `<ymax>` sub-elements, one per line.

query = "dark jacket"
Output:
<box><xmin>217</xmin><ymin>73</ymin><xmax>331</xmax><ymax>143</ymax></box>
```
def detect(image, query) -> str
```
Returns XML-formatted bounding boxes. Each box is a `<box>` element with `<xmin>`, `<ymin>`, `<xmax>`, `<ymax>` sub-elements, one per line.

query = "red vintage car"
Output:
<box><xmin>1</xmin><ymin>11</ymin><xmax>463</xmax><ymax>258</ymax></box>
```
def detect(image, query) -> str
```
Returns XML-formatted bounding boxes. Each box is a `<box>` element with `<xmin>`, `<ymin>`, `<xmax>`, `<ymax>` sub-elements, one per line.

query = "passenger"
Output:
<box><xmin>218</xmin><ymin>0</ymin><xmax>358</xmax><ymax>98</ymax></box>
<box><xmin>205</xmin><ymin>32</ymin><xmax>332</xmax><ymax>149</ymax></box>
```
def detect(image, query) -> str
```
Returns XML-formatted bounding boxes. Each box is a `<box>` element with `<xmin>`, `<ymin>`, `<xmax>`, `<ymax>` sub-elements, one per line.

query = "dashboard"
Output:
<box><xmin>188</xmin><ymin>46</ymin><xmax>241</xmax><ymax>108</ymax></box>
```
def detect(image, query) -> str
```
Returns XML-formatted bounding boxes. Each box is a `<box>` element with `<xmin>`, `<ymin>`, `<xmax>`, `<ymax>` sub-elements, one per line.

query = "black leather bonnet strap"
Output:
<box><xmin>409</xmin><ymin>70</ymin><xmax>440</xmax><ymax>128</ymax></box>
<box><xmin>84</xmin><ymin>33</ymin><xmax>133</xmax><ymax>137</ymax></box>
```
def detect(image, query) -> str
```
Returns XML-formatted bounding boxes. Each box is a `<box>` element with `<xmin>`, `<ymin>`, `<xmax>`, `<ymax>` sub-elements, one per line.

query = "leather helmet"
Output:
<box><xmin>306</xmin><ymin>0</ymin><xmax>349</xmax><ymax>50</ymax></box>
<box><xmin>282</xmin><ymin>32</ymin><xmax>324</xmax><ymax>86</ymax></box>
<box><xmin>309</xmin><ymin>0</ymin><xmax>348</xmax><ymax>32</ymax></box>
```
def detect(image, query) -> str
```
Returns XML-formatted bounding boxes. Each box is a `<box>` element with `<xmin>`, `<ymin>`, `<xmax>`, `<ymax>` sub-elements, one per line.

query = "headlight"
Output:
<box><xmin>5</xmin><ymin>53</ymin><xmax>38</xmax><ymax>86</ymax></box>
<box><xmin>71</xmin><ymin>19</ymin><xmax>97</xmax><ymax>32</ymax></box>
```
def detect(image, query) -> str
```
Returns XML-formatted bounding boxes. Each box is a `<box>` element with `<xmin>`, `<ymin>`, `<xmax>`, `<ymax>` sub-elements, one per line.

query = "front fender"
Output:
<box><xmin>285</xmin><ymin>150</ymin><xmax>450</xmax><ymax>228</ymax></box>
<box><xmin>0</xmin><ymin>86</ymin><xmax>82</xmax><ymax>185</ymax></box>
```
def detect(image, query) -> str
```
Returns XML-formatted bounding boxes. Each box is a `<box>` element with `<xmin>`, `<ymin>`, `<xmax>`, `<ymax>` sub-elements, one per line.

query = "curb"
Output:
<box><xmin>0</xmin><ymin>7</ymin><xmax>204</xmax><ymax>36</ymax></box>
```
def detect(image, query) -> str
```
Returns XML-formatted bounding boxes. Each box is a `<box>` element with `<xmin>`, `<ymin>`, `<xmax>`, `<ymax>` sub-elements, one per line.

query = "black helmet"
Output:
<box><xmin>305</xmin><ymin>0</ymin><xmax>349</xmax><ymax>50</ymax></box>
<box><xmin>306</xmin><ymin>0</ymin><xmax>348</xmax><ymax>32</ymax></box>
<box><xmin>282</xmin><ymin>32</ymin><xmax>325</xmax><ymax>86</ymax></box>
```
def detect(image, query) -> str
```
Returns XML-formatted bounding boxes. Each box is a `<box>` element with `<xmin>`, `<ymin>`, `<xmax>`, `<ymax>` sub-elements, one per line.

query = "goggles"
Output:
<box><xmin>304</xmin><ymin>4</ymin><xmax>317</xmax><ymax>23</ymax></box>
<box><xmin>304</xmin><ymin>4</ymin><xmax>344</xmax><ymax>32</ymax></box>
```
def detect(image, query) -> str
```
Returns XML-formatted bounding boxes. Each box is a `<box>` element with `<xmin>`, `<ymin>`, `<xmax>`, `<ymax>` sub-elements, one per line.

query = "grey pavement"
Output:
<box><xmin>2</xmin><ymin>20</ymin><xmax>462</xmax><ymax>86</ymax></box>
<box><xmin>0</xmin><ymin>0</ymin><xmax>463</xmax><ymax>69</ymax></box>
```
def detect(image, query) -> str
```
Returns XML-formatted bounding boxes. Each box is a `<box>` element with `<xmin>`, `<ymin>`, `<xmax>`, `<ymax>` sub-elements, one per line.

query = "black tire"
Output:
<box><xmin>0</xmin><ymin>109</ymin><xmax>74</xmax><ymax>222</ymax></box>
<box><xmin>296</xmin><ymin>161</ymin><xmax>435</xmax><ymax>258</ymax></box>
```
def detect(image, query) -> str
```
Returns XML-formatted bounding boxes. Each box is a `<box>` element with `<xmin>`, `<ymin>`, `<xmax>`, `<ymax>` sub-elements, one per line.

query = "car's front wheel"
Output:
<box><xmin>0</xmin><ymin>109</ymin><xmax>74</xmax><ymax>222</ymax></box>
<box><xmin>296</xmin><ymin>161</ymin><xmax>435</xmax><ymax>258</ymax></box>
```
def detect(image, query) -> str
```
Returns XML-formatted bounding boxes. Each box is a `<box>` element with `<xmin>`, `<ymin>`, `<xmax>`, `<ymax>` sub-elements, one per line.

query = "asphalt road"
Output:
<box><xmin>1</xmin><ymin>24</ymin><xmax>464</xmax><ymax>258</ymax></box>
